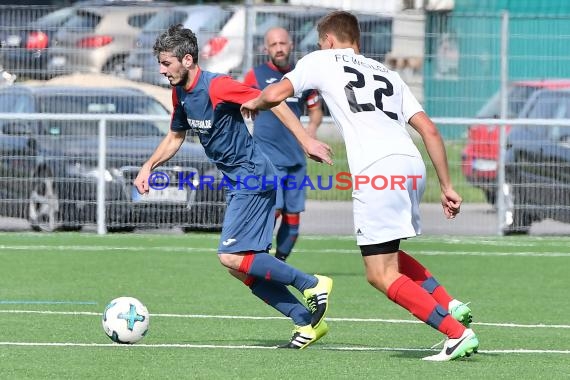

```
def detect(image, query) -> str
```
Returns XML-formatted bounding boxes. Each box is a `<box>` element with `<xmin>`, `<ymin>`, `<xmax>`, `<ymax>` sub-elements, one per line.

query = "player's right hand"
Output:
<box><xmin>305</xmin><ymin>138</ymin><xmax>333</xmax><ymax>165</ymax></box>
<box><xmin>134</xmin><ymin>167</ymin><xmax>151</xmax><ymax>195</ymax></box>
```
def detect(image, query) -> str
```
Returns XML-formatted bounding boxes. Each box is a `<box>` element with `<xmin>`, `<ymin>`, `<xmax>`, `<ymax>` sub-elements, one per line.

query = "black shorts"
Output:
<box><xmin>359</xmin><ymin>239</ymin><xmax>401</xmax><ymax>256</ymax></box>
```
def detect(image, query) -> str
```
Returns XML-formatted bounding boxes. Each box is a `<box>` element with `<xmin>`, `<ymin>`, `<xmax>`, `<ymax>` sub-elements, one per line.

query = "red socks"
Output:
<box><xmin>398</xmin><ymin>250</ymin><xmax>453</xmax><ymax>308</ymax></box>
<box><xmin>387</xmin><ymin>275</ymin><xmax>465</xmax><ymax>339</ymax></box>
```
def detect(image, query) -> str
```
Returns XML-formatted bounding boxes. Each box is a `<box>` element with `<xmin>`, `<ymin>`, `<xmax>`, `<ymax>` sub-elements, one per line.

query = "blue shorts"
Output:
<box><xmin>218</xmin><ymin>190</ymin><xmax>276</xmax><ymax>254</ymax></box>
<box><xmin>275</xmin><ymin>164</ymin><xmax>306</xmax><ymax>214</ymax></box>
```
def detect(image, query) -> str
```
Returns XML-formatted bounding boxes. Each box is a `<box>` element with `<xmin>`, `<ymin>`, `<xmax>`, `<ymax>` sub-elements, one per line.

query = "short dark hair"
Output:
<box><xmin>317</xmin><ymin>11</ymin><xmax>360</xmax><ymax>47</ymax></box>
<box><xmin>153</xmin><ymin>24</ymin><xmax>199</xmax><ymax>64</ymax></box>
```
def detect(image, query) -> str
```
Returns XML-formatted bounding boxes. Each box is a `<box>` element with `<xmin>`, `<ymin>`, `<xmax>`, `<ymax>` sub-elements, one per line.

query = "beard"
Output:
<box><xmin>270</xmin><ymin>54</ymin><xmax>289</xmax><ymax>69</ymax></box>
<box><xmin>169</xmin><ymin>67</ymin><xmax>189</xmax><ymax>86</ymax></box>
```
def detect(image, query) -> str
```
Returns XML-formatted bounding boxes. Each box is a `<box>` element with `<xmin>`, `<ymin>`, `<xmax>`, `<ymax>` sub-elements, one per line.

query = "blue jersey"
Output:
<box><xmin>243</xmin><ymin>62</ymin><xmax>320</xmax><ymax>167</ymax></box>
<box><xmin>171</xmin><ymin>68</ymin><xmax>276</xmax><ymax>192</ymax></box>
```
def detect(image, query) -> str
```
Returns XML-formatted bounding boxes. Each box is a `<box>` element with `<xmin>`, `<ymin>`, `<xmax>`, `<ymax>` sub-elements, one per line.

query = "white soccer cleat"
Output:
<box><xmin>422</xmin><ymin>328</ymin><xmax>479</xmax><ymax>361</ymax></box>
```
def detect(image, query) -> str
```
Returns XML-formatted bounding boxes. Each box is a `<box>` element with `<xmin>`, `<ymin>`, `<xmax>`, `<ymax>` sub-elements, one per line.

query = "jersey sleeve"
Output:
<box><xmin>401</xmin><ymin>80</ymin><xmax>424</xmax><ymax>122</ymax></box>
<box><xmin>170</xmin><ymin>87</ymin><xmax>190</xmax><ymax>132</ymax></box>
<box><xmin>209</xmin><ymin>75</ymin><xmax>261</xmax><ymax>109</ymax></box>
<box><xmin>283</xmin><ymin>53</ymin><xmax>320</xmax><ymax>97</ymax></box>
<box><xmin>242</xmin><ymin>69</ymin><xmax>259</xmax><ymax>89</ymax></box>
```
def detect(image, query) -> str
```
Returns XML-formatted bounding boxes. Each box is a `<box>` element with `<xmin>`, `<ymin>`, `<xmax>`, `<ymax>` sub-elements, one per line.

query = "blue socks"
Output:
<box><xmin>249</xmin><ymin>279</ymin><xmax>311</xmax><ymax>326</ymax></box>
<box><xmin>248</xmin><ymin>253</ymin><xmax>317</xmax><ymax>292</ymax></box>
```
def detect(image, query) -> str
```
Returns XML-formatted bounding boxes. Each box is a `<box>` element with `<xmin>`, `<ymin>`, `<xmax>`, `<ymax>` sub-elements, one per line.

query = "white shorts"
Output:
<box><xmin>352</xmin><ymin>155</ymin><xmax>426</xmax><ymax>246</ymax></box>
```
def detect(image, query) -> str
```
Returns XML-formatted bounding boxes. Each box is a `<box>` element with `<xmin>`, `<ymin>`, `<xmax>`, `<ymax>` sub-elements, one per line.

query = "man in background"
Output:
<box><xmin>243</xmin><ymin>27</ymin><xmax>323</xmax><ymax>262</ymax></box>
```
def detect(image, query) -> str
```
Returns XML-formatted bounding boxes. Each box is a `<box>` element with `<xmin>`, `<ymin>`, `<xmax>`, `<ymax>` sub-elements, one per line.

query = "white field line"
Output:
<box><xmin>0</xmin><ymin>341</ymin><xmax>567</xmax><ymax>355</ymax></box>
<box><xmin>0</xmin><ymin>244</ymin><xmax>569</xmax><ymax>257</ymax></box>
<box><xmin>1</xmin><ymin>310</ymin><xmax>569</xmax><ymax>329</ymax></box>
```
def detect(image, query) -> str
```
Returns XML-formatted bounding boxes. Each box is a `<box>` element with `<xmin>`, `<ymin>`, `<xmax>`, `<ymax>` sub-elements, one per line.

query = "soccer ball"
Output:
<box><xmin>102</xmin><ymin>296</ymin><xmax>149</xmax><ymax>344</ymax></box>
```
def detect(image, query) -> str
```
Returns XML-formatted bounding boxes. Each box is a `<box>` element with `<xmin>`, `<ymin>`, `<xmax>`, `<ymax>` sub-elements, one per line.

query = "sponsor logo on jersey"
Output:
<box><xmin>187</xmin><ymin>118</ymin><xmax>212</xmax><ymax>130</ymax></box>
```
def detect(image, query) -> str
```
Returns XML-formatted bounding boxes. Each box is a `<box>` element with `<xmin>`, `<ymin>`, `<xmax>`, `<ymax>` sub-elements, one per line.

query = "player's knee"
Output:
<box><xmin>366</xmin><ymin>271</ymin><xmax>382</xmax><ymax>289</ymax></box>
<box><xmin>218</xmin><ymin>253</ymin><xmax>239</xmax><ymax>269</ymax></box>
<box><xmin>365</xmin><ymin>271</ymin><xmax>391</xmax><ymax>293</ymax></box>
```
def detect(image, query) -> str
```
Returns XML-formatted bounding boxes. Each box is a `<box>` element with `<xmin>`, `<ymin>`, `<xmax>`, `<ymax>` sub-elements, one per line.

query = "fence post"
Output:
<box><xmin>242</xmin><ymin>0</ymin><xmax>255</xmax><ymax>77</ymax></box>
<box><xmin>496</xmin><ymin>10</ymin><xmax>509</xmax><ymax>236</ymax></box>
<box><xmin>97</xmin><ymin>118</ymin><xmax>107</xmax><ymax>235</ymax></box>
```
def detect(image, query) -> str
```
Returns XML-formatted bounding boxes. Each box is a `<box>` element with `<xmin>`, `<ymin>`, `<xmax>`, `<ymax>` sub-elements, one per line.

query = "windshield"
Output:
<box><xmin>476</xmin><ymin>84</ymin><xmax>538</xmax><ymax>118</ymax></box>
<box><xmin>38</xmin><ymin>94</ymin><xmax>169</xmax><ymax>137</ymax></box>
<box><xmin>524</xmin><ymin>91</ymin><xmax>570</xmax><ymax>119</ymax></box>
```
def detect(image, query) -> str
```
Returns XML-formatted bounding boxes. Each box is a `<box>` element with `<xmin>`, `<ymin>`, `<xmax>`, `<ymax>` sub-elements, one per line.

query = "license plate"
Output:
<box><xmin>127</xmin><ymin>67</ymin><xmax>143</xmax><ymax>80</ymax></box>
<box><xmin>472</xmin><ymin>159</ymin><xmax>497</xmax><ymax>171</ymax></box>
<box><xmin>132</xmin><ymin>186</ymin><xmax>187</xmax><ymax>202</ymax></box>
<box><xmin>6</xmin><ymin>34</ymin><xmax>21</xmax><ymax>47</ymax></box>
<box><xmin>50</xmin><ymin>56</ymin><xmax>66</xmax><ymax>67</ymax></box>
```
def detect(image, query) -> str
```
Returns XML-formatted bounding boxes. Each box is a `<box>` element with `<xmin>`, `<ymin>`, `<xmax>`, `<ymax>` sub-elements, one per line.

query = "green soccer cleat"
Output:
<box><xmin>279</xmin><ymin>321</ymin><xmax>329</xmax><ymax>350</ymax></box>
<box><xmin>449</xmin><ymin>300</ymin><xmax>472</xmax><ymax>328</ymax></box>
<box><xmin>303</xmin><ymin>275</ymin><xmax>333</xmax><ymax>328</ymax></box>
<box><xmin>422</xmin><ymin>328</ymin><xmax>479</xmax><ymax>361</ymax></box>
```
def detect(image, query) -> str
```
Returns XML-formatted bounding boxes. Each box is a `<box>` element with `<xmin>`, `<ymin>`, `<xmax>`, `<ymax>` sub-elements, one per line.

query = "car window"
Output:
<box><xmin>143</xmin><ymin>10</ymin><xmax>188</xmax><ymax>32</ymax></box>
<box><xmin>38</xmin><ymin>94</ymin><xmax>168</xmax><ymax>114</ymax></box>
<box><xmin>128</xmin><ymin>13</ymin><xmax>156</xmax><ymax>29</ymax></box>
<box><xmin>524</xmin><ymin>91</ymin><xmax>570</xmax><ymax>119</ymax></box>
<box><xmin>187</xmin><ymin>8</ymin><xmax>232</xmax><ymax>32</ymax></box>
<box><xmin>32</xmin><ymin>7</ymin><xmax>74</xmax><ymax>28</ymax></box>
<box><xmin>0</xmin><ymin>93</ymin><xmax>33</xmax><ymax>113</ymax></box>
<box><xmin>37</xmin><ymin>94</ymin><xmax>168</xmax><ymax>137</ymax></box>
<box><xmin>477</xmin><ymin>85</ymin><xmax>538</xmax><ymax>118</ymax></box>
<box><xmin>42</xmin><ymin>120</ymin><xmax>164</xmax><ymax>137</ymax></box>
<box><xmin>63</xmin><ymin>10</ymin><xmax>101</xmax><ymax>31</ymax></box>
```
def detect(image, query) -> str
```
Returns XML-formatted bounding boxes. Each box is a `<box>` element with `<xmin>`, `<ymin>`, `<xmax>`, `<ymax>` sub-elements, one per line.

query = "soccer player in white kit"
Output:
<box><xmin>241</xmin><ymin>10</ymin><xmax>479</xmax><ymax>361</ymax></box>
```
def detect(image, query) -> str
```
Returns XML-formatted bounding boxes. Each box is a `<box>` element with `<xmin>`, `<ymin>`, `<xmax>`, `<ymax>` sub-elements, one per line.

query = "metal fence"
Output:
<box><xmin>0</xmin><ymin>4</ymin><xmax>569</xmax><ymax>235</ymax></box>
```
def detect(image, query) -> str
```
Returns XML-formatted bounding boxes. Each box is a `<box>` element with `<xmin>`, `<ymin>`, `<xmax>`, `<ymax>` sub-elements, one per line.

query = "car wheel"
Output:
<box><xmin>501</xmin><ymin>183</ymin><xmax>532</xmax><ymax>235</ymax></box>
<box><xmin>28</xmin><ymin>175</ymin><xmax>81</xmax><ymax>232</ymax></box>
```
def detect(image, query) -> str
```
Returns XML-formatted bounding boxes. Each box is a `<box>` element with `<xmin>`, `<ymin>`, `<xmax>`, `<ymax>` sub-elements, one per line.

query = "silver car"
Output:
<box><xmin>46</xmin><ymin>4</ymin><xmax>163</xmax><ymax>77</ymax></box>
<box><xmin>199</xmin><ymin>5</ymin><xmax>328</xmax><ymax>78</ymax></box>
<box><xmin>124</xmin><ymin>4</ymin><xmax>237</xmax><ymax>87</ymax></box>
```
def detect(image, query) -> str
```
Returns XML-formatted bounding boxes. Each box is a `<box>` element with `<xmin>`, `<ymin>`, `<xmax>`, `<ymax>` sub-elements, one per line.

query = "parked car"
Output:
<box><xmin>0</xmin><ymin>84</ymin><xmax>225</xmax><ymax>232</ymax></box>
<box><xmin>503</xmin><ymin>88</ymin><xmax>570</xmax><ymax>234</ymax></box>
<box><xmin>199</xmin><ymin>5</ymin><xmax>329</xmax><ymax>77</ymax></box>
<box><xmin>0</xmin><ymin>6</ymin><xmax>75</xmax><ymax>79</ymax></box>
<box><xmin>461</xmin><ymin>79</ymin><xmax>570</xmax><ymax>205</ymax></box>
<box><xmin>124</xmin><ymin>4</ymin><xmax>236</xmax><ymax>87</ymax></box>
<box><xmin>46</xmin><ymin>2</ymin><xmax>168</xmax><ymax>77</ymax></box>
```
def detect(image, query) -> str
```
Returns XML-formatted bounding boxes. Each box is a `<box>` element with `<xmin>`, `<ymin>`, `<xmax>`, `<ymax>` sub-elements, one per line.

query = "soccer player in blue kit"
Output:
<box><xmin>243</xmin><ymin>27</ymin><xmax>323</xmax><ymax>262</ymax></box>
<box><xmin>133</xmin><ymin>25</ymin><xmax>333</xmax><ymax>349</ymax></box>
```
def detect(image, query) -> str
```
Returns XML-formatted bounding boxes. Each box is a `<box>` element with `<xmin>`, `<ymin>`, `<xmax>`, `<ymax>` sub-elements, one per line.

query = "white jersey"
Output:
<box><xmin>285</xmin><ymin>48</ymin><xmax>423</xmax><ymax>174</ymax></box>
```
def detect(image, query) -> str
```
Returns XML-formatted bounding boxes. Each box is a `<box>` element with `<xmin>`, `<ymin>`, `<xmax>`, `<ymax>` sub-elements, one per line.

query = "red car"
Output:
<box><xmin>461</xmin><ymin>79</ymin><xmax>570</xmax><ymax>204</ymax></box>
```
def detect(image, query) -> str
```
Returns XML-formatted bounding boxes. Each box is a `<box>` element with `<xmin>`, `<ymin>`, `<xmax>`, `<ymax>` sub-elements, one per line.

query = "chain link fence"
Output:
<box><xmin>0</xmin><ymin>4</ymin><xmax>569</xmax><ymax>235</ymax></box>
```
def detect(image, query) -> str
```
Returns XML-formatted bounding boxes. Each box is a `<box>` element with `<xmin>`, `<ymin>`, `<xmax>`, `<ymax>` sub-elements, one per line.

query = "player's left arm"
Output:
<box><xmin>408</xmin><ymin>111</ymin><xmax>461</xmax><ymax>219</ymax></box>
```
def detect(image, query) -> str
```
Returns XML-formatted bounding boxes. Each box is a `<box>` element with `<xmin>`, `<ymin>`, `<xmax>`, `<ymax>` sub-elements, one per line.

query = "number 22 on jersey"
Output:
<box><xmin>343</xmin><ymin>66</ymin><xmax>398</xmax><ymax>120</ymax></box>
